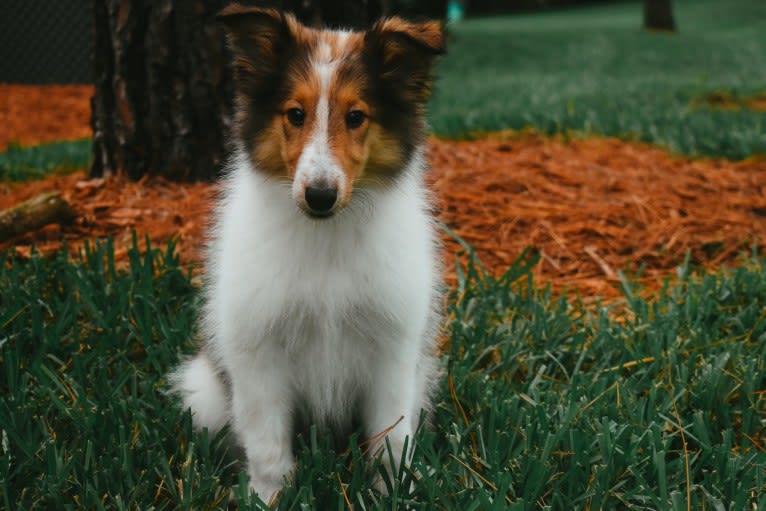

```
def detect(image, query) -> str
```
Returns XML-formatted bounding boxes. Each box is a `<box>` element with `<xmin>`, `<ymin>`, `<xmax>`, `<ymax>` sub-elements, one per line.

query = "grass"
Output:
<box><xmin>429</xmin><ymin>0</ymin><xmax>766</xmax><ymax>159</ymax></box>
<box><xmin>2</xmin><ymin>239</ymin><xmax>765</xmax><ymax>509</ymax></box>
<box><xmin>0</xmin><ymin>139</ymin><xmax>92</xmax><ymax>182</ymax></box>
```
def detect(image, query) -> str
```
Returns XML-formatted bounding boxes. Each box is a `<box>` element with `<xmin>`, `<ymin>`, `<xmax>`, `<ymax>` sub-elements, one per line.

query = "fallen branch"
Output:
<box><xmin>0</xmin><ymin>192</ymin><xmax>76</xmax><ymax>243</ymax></box>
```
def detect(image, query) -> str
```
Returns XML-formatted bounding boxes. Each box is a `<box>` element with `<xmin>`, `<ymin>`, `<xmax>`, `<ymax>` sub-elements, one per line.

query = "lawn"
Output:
<box><xmin>430</xmin><ymin>0</ymin><xmax>766</xmax><ymax>159</ymax></box>
<box><xmin>0</xmin><ymin>140</ymin><xmax>92</xmax><ymax>182</ymax></box>
<box><xmin>1</xmin><ymin>241</ymin><xmax>765</xmax><ymax>509</ymax></box>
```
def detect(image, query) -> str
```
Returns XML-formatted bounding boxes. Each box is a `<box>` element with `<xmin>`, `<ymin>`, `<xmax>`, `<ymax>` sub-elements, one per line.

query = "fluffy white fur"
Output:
<box><xmin>170</xmin><ymin>148</ymin><xmax>441</xmax><ymax>501</ymax></box>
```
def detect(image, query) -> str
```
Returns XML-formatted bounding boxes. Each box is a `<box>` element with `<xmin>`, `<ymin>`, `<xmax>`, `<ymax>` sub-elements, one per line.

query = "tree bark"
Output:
<box><xmin>92</xmin><ymin>0</ymin><xmax>233</xmax><ymax>181</ymax></box>
<box><xmin>643</xmin><ymin>0</ymin><xmax>676</xmax><ymax>32</ymax></box>
<box><xmin>91</xmin><ymin>0</ymin><xmax>441</xmax><ymax>182</ymax></box>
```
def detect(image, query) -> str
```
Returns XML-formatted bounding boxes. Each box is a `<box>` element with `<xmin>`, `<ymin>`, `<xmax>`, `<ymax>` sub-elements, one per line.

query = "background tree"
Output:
<box><xmin>91</xmin><ymin>0</ymin><xmax>232</xmax><ymax>181</ymax></box>
<box><xmin>643</xmin><ymin>0</ymin><xmax>676</xmax><ymax>31</ymax></box>
<box><xmin>91</xmin><ymin>0</ymin><xmax>443</xmax><ymax>182</ymax></box>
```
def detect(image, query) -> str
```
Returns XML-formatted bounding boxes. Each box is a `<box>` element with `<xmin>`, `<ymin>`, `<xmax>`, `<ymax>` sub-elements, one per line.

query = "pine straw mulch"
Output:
<box><xmin>1</xmin><ymin>84</ymin><xmax>765</xmax><ymax>300</ymax></box>
<box><xmin>431</xmin><ymin>135</ymin><xmax>765</xmax><ymax>297</ymax></box>
<box><xmin>0</xmin><ymin>84</ymin><xmax>93</xmax><ymax>150</ymax></box>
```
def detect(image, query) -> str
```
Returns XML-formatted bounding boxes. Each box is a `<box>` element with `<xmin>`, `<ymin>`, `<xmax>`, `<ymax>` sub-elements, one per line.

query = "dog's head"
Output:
<box><xmin>219</xmin><ymin>5</ymin><xmax>445</xmax><ymax>218</ymax></box>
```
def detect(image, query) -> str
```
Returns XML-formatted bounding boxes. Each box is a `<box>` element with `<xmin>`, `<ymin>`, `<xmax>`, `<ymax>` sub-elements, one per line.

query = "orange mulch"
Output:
<box><xmin>0</xmin><ymin>84</ymin><xmax>93</xmax><ymax>150</ymax></box>
<box><xmin>430</xmin><ymin>136</ymin><xmax>765</xmax><ymax>296</ymax></box>
<box><xmin>1</xmin><ymin>84</ymin><xmax>765</xmax><ymax>299</ymax></box>
<box><xmin>0</xmin><ymin>172</ymin><xmax>215</xmax><ymax>265</ymax></box>
<box><xmin>699</xmin><ymin>91</ymin><xmax>766</xmax><ymax>112</ymax></box>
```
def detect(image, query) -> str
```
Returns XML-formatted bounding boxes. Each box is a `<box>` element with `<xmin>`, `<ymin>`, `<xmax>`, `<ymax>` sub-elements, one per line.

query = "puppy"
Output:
<box><xmin>170</xmin><ymin>5</ymin><xmax>444</xmax><ymax>503</ymax></box>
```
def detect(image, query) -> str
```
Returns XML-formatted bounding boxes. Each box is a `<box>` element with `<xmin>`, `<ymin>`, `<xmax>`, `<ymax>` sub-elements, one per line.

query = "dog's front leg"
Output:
<box><xmin>228</xmin><ymin>350</ymin><xmax>294</xmax><ymax>505</ymax></box>
<box><xmin>364</xmin><ymin>346</ymin><xmax>420</xmax><ymax>492</ymax></box>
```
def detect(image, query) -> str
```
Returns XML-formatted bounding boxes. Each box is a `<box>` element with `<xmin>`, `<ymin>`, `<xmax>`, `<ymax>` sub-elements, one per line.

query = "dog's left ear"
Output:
<box><xmin>365</xmin><ymin>17</ymin><xmax>446</xmax><ymax>106</ymax></box>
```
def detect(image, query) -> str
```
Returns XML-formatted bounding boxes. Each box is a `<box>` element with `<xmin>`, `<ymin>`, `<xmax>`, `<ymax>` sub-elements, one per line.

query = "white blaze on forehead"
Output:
<box><xmin>292</xmin><ymin>33</ymin><xmax>353</xmax><ymax>203</ymax></box>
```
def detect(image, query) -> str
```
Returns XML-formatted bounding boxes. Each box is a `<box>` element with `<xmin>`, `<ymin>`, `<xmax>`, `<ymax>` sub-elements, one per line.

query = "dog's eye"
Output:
<box><xmin>345</xmin><ymin>110</ymin><xmax>366</xmax><ymax>129</ymax></box>
<box><xmin>286</xmin><ymin>108</ymin><xmax>305</xmax><ymax>127</ymax></box>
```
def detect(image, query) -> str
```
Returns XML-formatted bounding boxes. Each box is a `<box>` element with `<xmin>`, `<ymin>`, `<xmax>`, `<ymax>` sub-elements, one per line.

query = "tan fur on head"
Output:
<box><xmin>220</xmin><ymin>6</ymin><xmax>445</xmax><ymax>215</ymax></box>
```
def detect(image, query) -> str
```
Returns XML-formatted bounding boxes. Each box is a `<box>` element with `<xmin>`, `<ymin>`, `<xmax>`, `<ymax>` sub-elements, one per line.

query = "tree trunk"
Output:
<box><xmin>91</xmin><ymin>0</ymin><xmax>233</xmax><ymax>181</ymax></box>
<box><xmin>91</xmin><ymin>0</ymin><xmax>440</xmax><ymax>182</ymax></box>
<box><xmin>643</xmin><ymin>0</ymin><xmax>676</xmax><ymax>32</ymax></box>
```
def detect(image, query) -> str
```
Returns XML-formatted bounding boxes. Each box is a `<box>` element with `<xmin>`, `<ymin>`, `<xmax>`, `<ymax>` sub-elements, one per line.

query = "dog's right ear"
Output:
<box><xmin>218</xmin><ymin>5</ymin><xmax>296</xmax><ymax>86</ymax></box>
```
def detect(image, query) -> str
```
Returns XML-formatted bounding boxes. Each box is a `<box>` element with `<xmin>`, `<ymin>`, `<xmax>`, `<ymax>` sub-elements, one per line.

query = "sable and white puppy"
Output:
<box><xmin>170</xmin><ymin>5</ymin><xmax>444</xmax><ymax>503</ymax></box>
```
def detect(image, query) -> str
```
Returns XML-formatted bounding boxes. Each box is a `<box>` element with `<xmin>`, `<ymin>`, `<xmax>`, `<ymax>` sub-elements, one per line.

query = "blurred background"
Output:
<box><xmin>1</xmin><ymin>0</ymin><xmax>668</xmax><ymax>85</ymax></box>
<box><xmin>0</xmin><ymin>0</ymin><xmax>763</xmax><ymax>279</ymax></box>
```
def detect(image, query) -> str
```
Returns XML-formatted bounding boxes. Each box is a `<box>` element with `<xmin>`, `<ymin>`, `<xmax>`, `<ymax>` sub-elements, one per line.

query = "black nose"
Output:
<box><xmin>305</xmin><ymin>185</ymin><xmax>338</xmax><ymax>216</ymax></box>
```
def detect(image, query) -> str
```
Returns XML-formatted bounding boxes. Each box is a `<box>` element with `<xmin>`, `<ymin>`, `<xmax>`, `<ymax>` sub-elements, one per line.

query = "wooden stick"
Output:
<box><xmin>0</xmin><ymin>192</ymin><xmax>76</xmax><ymax>243</ymax></box>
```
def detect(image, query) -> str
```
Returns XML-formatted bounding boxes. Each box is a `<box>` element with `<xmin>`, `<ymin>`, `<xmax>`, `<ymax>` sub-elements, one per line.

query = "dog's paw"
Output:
<box><xmin>249</xmin><ymin>479</ymin><xmax>283</xmax><ymax>507</ymax></box>
<box><xmin>243</xmin><ymin>456</ymin><xmax>294</xmax><ymax>507</ymax></box>
<box><xmin>229</xmin><ymin>479</ymin><xmax>284</xmax><ymax>508</ymax></box>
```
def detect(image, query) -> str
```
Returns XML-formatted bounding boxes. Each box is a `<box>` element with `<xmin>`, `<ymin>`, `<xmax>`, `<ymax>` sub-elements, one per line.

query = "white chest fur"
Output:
<box><xmin>203</xmin><ymin>152</ymin><xmax>438</xmax><ymax>419</ymax></box>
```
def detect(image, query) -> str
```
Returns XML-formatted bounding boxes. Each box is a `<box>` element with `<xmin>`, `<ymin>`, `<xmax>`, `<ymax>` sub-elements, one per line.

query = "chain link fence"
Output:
<box><xmin>0</xmin><ymin>0</ymin><xmax>93</xmax><ymax>84</ymax></box>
